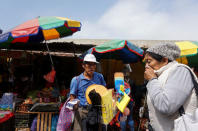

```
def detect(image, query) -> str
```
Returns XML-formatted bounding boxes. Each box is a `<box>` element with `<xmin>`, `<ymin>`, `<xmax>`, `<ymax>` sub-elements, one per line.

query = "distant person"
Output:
<box><xmin>120</xmin><ymin>64</ymin><xmax>135</xmax><ymax>131</ymax></box>
<box><xmin>0</xmin><ymin>29</ymin><xmax>2</xmax><ymax>34</ymax></box>
<box><xmin>144</xmin><ymin>43</ymin><xmax>198</xmax><ymax>131</ymax></box>
<box><xmin>69</xmin><ymin>54</ymin><xmax>106</xmax><ymax>131</ymax></box>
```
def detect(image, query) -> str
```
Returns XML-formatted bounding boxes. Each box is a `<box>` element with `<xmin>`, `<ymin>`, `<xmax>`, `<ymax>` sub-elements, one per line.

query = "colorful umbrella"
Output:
<box><xmin>81</xmin><ymin>40</ymin><xmax>144</xmax><ymax>63</ymax></box>
<box><xmin>0</xmin><ymin>16</ymin><xmax>81</xmax><ymax>48</ymax></box>
<box><xmin>176</xmin><ymin>41</ymin><xmax>198</xmax><ymax>66</ymax></box>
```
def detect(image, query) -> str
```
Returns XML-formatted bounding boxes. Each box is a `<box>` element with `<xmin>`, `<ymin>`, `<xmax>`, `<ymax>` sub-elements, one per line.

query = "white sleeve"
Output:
<box><xmin>147</xmin><ymin>66</ymin><xmax>194</xmax><ymax>115</ymax></box>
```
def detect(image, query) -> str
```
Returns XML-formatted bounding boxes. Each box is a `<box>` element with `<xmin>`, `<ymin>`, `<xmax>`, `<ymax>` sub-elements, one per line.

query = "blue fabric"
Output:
<box><xmin>0</xmin><ymin>93</ymin><xmax>14</xmax><ymax>110</ymax></box>
<box><xmin>120</xmin><ymin>101</ymin><xmax>134</xmax><ymax>131</ymax></box>
<box><xmin>0</xmin><ymin>32</ymin><xmax>10</xmax><ymax>43</ymax></box>
<box><xmin>30</xmin><ymin>117</ymin><xmax>37</xmax><ymax>131</ymax></box>
<box><xmin>70</xmin><ymin>72</ymin><xmax>106</xmax><ymax>107</ymax></box>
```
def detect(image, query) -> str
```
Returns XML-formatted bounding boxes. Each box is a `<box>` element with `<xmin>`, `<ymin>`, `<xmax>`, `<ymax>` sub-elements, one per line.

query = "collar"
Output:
<box><xmin>79</xmin><ymin>72</ymin><xmax>95</xmax><ymax>80</ymax></box>
<box><xmin>154</xmin><ymin>61</ymin><xmax>178</xmax><ymax>76</ymax></box>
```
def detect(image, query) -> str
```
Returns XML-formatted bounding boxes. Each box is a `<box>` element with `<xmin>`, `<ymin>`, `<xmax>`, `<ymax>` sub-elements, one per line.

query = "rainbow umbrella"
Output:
<box><xmin>176</xmin><ymin>41</ymin><xmax>198</xmax><ymax>66</ymax></box>
<box><xmin>81</xmin><ymin>40</ymin><xmax>144</xmax><ymax>63</ymax></box>
<box><xmin>0</xmin><ymin>16</ymin><xmax>81</xmax><ymax>48</ymax></box>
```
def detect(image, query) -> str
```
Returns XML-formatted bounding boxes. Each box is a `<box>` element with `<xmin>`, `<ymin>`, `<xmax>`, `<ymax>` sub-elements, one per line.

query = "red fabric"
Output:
<box><xmin>12</xmin><ymin>18</ymin><xmax>39</xmax><ymax>37</ymax></box>
<box><xmin>43</xmin><ymin>69</ymin><xmax>56</xmax><ymax>83</ymax></box>
<box><xmin>124</xmin><ymin>82</ymin><xmax>130</xmax><ymax>89</ymax></box>
<box><xmin>11</xmin><ymin>36</ymin><xmax>29</xmax><ymax>43</ymax></box>
<box><xmin>109</xmin><ymin>111</ymin><xmax>120</xmax><ymax>127</ymax></box>
<box><xmin>0</xmin><ymin>112</ymin><xmax>14</xmax><ymax>123</ymax></box>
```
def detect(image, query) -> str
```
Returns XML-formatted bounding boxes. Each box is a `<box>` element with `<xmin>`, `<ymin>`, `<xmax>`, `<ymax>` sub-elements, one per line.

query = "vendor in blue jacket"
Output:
<box><xmin>69</xmin><ymin>54</ymin><xmax>106</xmax><ymax>131</ymax></box>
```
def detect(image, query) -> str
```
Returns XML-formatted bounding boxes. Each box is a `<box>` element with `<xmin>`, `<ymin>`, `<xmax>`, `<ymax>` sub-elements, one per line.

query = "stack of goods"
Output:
<box><xmin>37</xmin><ymin>87</ymin><xmax>59</xmax><ymax>103</ymax></box>
<box><xmin>15</xmin><ymin>98</ymin><xmax>33</xmax><ymax>112</ymax></box>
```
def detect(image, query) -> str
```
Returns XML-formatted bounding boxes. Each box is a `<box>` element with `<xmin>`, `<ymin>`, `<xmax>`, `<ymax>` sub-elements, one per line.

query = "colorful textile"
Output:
<box><xmin>0</xmin><ymin>111</ymin><xmax>14</xmax><ymax>123</ymax></box>
<box><xmin>56</xmin><ymin>98</ymin><xmax>79</xmax><ymax>131</ymax></box>
<box><xmin>0</xmin><ymin>93</ymin><xmax>14</xmax><ymax>111</ymax></box>
<box><xmin>0</xmin><ymin>16</ymin><xmax>81</xmax><ymax>47</ymax></box>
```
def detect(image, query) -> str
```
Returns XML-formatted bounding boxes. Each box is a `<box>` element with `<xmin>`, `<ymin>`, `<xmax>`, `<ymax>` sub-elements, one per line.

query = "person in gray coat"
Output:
<box><xmin>144</xmin><ymin>43</ymin><xmax>198</xmax><ymax>131</ymax></box>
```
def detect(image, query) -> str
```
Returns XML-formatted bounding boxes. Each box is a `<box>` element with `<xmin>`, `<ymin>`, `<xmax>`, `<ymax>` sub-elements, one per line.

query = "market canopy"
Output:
<box><xmin>80</xmin><ymin>40</ymin><xmax>144</xmax><ymax>64</ymax></box>
<box><xmin>0</xmin><ymin>16</ymin><xmax>81</xmax><ymax>48</ymax></box>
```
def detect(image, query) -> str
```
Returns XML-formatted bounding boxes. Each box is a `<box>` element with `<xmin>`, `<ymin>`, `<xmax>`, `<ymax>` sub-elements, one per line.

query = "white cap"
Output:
<box><xmin>83</xmin><ymin>54</ymin><xmax>98</xmax><ymax>63</ymax></box>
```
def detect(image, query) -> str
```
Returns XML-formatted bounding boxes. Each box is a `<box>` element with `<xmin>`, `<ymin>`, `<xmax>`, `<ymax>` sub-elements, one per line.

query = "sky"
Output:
<box><xmin>1</xmin><ymin>0</ymin><xmax>198</xmax><ymax>40</ymax></box>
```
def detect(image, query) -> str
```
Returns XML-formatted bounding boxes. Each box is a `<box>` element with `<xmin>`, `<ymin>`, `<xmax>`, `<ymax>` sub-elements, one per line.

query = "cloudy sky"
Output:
<box><xmin>1</xmin><ymin>0</ymin><xmax>198</xmax><ymax>40</ymax></box>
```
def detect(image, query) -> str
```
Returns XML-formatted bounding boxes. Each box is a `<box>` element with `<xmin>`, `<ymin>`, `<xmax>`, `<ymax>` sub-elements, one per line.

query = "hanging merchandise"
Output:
<box><xmin>56</xmin><ymin>98</ymin><xmax>79</xmax><ymax>131</ymax></box>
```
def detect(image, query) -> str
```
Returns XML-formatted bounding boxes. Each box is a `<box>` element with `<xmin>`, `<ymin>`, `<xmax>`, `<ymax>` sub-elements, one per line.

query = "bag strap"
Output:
<box><xmin>75</xmin><ymin>76</ymin><xmax>81</xmax><ymax>97</ymax></box>
<box><xmin>178</xmin><ymin>68</ymin><xmax>198</xmax><ymax>116</ymax></box>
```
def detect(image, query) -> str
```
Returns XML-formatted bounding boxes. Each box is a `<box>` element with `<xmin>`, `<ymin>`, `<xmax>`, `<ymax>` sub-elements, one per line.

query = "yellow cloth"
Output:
<box><xmin>116</xmin><ymin>92</ymin><xmax>130</xmax><ymax>113</ymax></box>
<box><xmin>101</xmin><ymin>89</ymin><xmax>114</xmax><ymax>125</ymax></box>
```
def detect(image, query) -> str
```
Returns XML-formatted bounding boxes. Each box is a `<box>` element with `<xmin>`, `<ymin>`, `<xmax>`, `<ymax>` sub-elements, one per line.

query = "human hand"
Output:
<box><xmin>144</xmin><ymin>65</ymin><xmax>157</xmax><ymax>80</ymax></box>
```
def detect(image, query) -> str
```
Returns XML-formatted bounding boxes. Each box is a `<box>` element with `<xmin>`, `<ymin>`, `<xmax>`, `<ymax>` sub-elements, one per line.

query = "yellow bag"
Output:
<box><xmin>101</xmin><ymin>89</ymin><xmax>114</xmax><ymax>125</ymax></box>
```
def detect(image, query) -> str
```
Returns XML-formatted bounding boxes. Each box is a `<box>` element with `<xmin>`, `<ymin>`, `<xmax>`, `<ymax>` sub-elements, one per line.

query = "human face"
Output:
<box><xmin>145</xmin><ymin>53</ymin><xmax>168</xmax><ymax>70</ymax></box>
<box><xmin>83</xmin><ymin>62</ymin><xmax>96</xmax><ymax>76</ymax></box>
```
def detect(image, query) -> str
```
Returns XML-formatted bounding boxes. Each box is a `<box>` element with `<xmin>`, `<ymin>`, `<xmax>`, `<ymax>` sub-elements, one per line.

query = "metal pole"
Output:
<box><xmin>44</xmin><ymin>41</ymin><xmax>54</xmax><ymax>67</ymax></box>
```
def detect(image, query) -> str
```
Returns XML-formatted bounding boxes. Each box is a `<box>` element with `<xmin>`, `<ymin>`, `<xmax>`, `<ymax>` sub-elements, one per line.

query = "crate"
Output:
<box><xmin>15</xmin><ymin>112</ymin><xmax>36</xmax><ymax>128</ymax></box>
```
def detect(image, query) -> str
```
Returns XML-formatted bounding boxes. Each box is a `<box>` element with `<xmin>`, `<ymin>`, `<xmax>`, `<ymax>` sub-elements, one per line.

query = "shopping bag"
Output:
<box><xmin>101</xmin><ymin>89</ymin><xmax>114</xmax><ymax>125</ymax></box>
<box><xmin>56</xmin><ymin>98</ymin><xmax>79</xmax><ymax>131</ymax></box>
<box><xmin>174</xmin><ymin>108</ymin><xmax>198</xmax><ymax>131</ymax></box>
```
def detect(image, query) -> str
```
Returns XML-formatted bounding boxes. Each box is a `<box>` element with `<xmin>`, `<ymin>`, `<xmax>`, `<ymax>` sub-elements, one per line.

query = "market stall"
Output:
<box><xmin>0</xmin><ymin>16</ymin><xmax>82</xmax><ymax>131</ymax></box>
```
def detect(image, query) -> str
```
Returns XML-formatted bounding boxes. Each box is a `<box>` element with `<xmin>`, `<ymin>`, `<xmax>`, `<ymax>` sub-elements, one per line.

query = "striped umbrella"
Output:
<box><xmin>0</xmin><ymin>16</ymin><xmax>81</xmax><ymax>48</ymax></box>
<box><xmin>176</xmin><ymin>41</ymin><xmax>198</xmax><ymax>66</ymax></box>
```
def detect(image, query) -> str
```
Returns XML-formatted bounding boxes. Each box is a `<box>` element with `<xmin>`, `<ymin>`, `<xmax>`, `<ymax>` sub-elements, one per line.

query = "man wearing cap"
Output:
<box><xmin>144</xmin><ymin>43</ymin><xmax>198</xmax><ymax>131</ymax></box>
<box><xmin>69</xmin><ymin>54</ymin><xmax>106</xmax><ymax>131</ymax></box>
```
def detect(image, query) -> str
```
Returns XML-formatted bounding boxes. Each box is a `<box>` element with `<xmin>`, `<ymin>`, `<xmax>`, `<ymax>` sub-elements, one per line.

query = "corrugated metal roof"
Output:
<box><xmin>46</xmin><ymin>38</ymin><xmax>193</xmax><ymax>48</ymax></box>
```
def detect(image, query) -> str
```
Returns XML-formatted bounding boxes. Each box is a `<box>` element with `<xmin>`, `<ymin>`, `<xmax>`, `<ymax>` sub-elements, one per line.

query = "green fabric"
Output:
<box><xmin>38</xmin><ymin>17</ymin><xmax>65</xmax><ymax>30</ymax></box>
<box><xmin>187</xmin><ymin>54</ymin><xmax>198</xmax><ymax>66</ymax></box>
<box><xmin>56</xmin><ymin>26</ymin><xmax>73</xmax><ymax>37</ymax></box>
<box><xmin>94</xmin><ymin>40</ymin><xmax>125</xmax><ymax>52</ymax></box>
<box><xmin>192</xmin><ymin>41</ymin><xmax>198</xmax><ymax>46</ymax></box>
<box><xmin>0</xmin><ymin>36</ymin><xmax>14</xmax><ymax>48</ymax></box>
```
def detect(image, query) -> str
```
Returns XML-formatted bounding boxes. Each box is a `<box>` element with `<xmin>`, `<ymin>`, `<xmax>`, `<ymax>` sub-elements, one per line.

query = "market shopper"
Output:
<box><xmin>120</xmin><ymin>65</ymin><xmax>135</xmax><ymax>131</ymax></box>
<box><xmin>144</xmin><ymin>43</ymin><xmax>198</xmax><ymax>131</ymax></box>
<box><xmin>69</xmin><ymin>54</ymin><xmax>106</xmax><ymax>131</ymax></box>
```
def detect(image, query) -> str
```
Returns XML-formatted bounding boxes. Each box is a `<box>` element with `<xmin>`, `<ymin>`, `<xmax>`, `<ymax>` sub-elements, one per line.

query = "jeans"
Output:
<box><xmin>120</xmin><ymin>101</ymin><xmax>134</xmax><ymax>131</ymax></box>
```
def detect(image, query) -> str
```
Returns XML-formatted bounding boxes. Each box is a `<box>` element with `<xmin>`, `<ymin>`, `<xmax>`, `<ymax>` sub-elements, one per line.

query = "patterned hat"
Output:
<box><xmin>146</xmin><ymin>42</ymin><xmax>181</xmax><ymax>61</ymax></box>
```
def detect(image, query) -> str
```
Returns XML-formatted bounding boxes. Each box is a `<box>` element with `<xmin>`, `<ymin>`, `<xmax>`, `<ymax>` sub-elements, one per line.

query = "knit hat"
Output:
<box><xmin>146</xmin><ymin>42</ymin><xmax>181</xmax><ymax>61</ymax></box>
